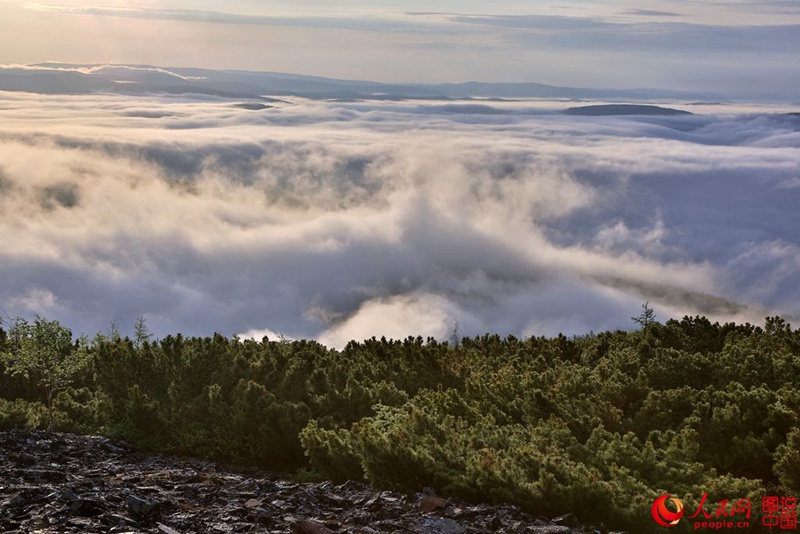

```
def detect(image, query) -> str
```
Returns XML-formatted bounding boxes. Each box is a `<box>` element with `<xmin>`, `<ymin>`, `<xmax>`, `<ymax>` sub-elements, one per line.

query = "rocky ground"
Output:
<box><xmin>0</xmin><ymin>431</ymin><xmax>619</xmax><ymax>533</ymax></box>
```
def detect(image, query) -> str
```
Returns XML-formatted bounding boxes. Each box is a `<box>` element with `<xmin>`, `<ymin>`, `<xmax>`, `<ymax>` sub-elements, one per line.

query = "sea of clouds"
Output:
<box><xmin>1</xmin><ymin>91</ymin><xmax>798</xmax><ymax>347</ymax></box>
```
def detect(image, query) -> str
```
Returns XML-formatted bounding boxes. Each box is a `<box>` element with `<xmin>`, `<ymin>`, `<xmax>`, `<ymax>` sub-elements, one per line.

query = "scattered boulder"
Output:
<box><xmin>419</xmin><ymin>494</ymin><xmax>448</xmax><ymax>512</ymax></box>
<box><xmin>127</xmin><ymin>494</ymin><xmax>160</xmax><ymax>518</ymax></box>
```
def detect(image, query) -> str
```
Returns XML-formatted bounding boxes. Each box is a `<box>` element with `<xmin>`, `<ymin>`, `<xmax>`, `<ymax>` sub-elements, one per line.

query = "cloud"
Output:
<box><xmin>450</xmin><ymin>14</ymin><xmax>800</xmax><ymax>55</ymax></box>
<box><xmin>450</xmin><ymin>14</ymin><xmax>611</xmax><ymax>31</ymax></box>
<box><xmin>317</xmin><ymin>293</ymin><xmax>454</xmax><ymax>348</ymax></box>
<box><xmin>622</xmin><ymin>9</ymin><xmax>683</xmax><ymax>17</ymax></box>
<box><xmin>24</xmin><ymin>4</ymin><xmax>433</xmax><ymax>32</ymax></box>
<box><xmin>0</xmin><ymin>90</ymin><xmax>797</xmax><ymax>346</ymax></box>
<box><xmin>720</xmin><ymin>0</ymin><xmax>800</xmax><ymax>15</ymax></box>
<box><xmin>0</xmin><ymin>63</ymin><xmax>202</xmax><ymax>81</ymax></box>
<box><xmin>22</xmin><ymin>4</ymin><xmax>800</xmax><ymax>56</ymax></box>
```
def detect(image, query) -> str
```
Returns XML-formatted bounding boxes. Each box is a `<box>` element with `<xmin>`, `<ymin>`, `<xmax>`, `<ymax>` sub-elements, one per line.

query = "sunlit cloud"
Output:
<box><xmin>0</xmin><ymin>86</ymin><xmax>797</xmax><ymax>346</ymax></box>
<box><xmin>23</xmin><ymin>3</ymin><xmax>434</xmax><ymax>32</ymax></box>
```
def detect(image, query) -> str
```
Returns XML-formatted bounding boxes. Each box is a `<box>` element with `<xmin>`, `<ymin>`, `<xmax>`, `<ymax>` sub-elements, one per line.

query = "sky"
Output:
<box><xmin>1</xmin><ymin>0</ymin><xmax>800</xmax><ymax>95</ymax></box>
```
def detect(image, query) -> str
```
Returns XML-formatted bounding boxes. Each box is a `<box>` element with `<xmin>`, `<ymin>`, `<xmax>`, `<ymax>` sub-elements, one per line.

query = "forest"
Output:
<box><xmin>1</xmin><ymin>312</ymin><xmax>799</xmax><ymax>533</ymax></box>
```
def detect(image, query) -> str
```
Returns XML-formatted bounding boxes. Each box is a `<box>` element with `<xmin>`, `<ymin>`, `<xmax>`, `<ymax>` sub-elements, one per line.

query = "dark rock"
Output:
<box><xmin>59</xmin><ymin>489</ymin><xmax>79</xmax><ymax>502</ymax></box>
<box><xmin>5</xmin><ymin>492</ymin><xmax>28</xmax><ymax>507</ymax></box>
<box><xmin>69</xmin><ymin>497</ymin><xmax>105</xmax><ymax>516</ymax></box>
<box><xmin>292</xmin><ymin>519</ymin><xmax>336</xmax><ymax>533</ymax></box>
<box><xmin>127</xmin><ymin>494</ymin><xmax>159</xmax><ymax>517</ymax></box>
<box><xmin>17</xmin><ymin>453</ymin><xmax>37</xmax><ymax>465</ymax></box>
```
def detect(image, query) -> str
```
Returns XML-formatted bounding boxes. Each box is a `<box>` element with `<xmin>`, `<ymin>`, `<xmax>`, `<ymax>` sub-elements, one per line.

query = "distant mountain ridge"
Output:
<box><xmin>564</xmin><ymin>104</ymin><xmax>693</xmax><ymax>116</ymax></box>
<box><xmin>0</xmin><ymin>63</ymin><xmax>729</xmax><ymax>103</ymax></box>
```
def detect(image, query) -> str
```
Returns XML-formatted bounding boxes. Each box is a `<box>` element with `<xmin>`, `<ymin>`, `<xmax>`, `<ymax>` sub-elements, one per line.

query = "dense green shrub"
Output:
<box><xmin>0</xmin><ymin>397</ymin><xmax>46</xmax><ymax>430</ymax></box>
<box><xmin>1</xmin><ymin>314</ymin><xmax>799</xmax><ymax>532</ymax></box>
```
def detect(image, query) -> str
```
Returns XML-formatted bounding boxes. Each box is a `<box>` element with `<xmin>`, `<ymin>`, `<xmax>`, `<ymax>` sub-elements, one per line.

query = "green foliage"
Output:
<box><xmin>0</xmin><ymin>397</ymin><xmax>47</xmax><ymax>430</ymax></box>
<box><xmin>293</xmin><ymin>466</ymin><xmax>324</xmax><ymax>483</ymax></box>
<box><xmin>0</xmin><ymin>316</ymin><xmax>88</xmax><ymax>431</ymax></box>
<box><xmin>301</xmin><ymin>419</ymin><xmax>364</xmax><ymax>482</ymax></box>
<box><xmin>1</xmin><ymin>313</ymin><xmax>799</xmax><ymax>532</ymax></box>
<box><xmin>774</xmin><ymin>427</ymin><xmax>800</xmax><ymax>493</ymax></box>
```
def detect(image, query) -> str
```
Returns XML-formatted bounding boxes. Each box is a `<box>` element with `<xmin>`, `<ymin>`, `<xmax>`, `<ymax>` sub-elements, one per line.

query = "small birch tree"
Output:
<box><xmin>1</xmin><ymin>316</ymin><xmax>87</xmax><ymax>431</ymax></box>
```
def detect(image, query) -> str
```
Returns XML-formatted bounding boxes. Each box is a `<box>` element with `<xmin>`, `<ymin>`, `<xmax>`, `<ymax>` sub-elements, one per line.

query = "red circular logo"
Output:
<box><xmin>652</xmin><ymin>494</ymin><xmax>684</xmax><ymax>527</ymax></box>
